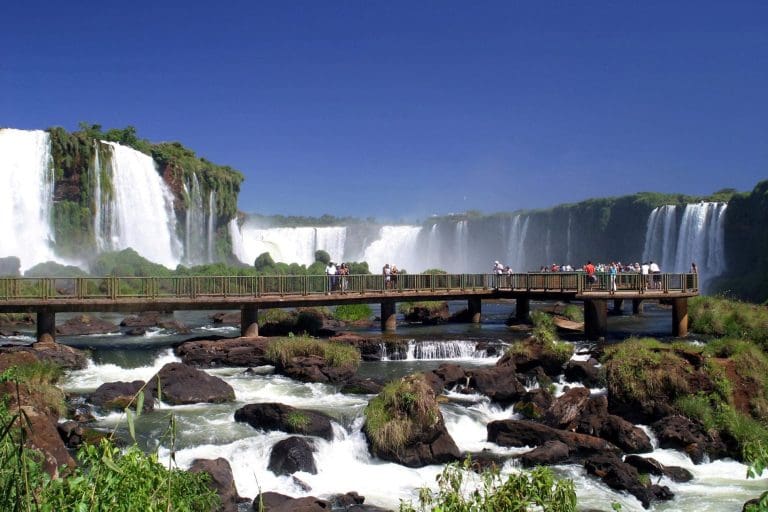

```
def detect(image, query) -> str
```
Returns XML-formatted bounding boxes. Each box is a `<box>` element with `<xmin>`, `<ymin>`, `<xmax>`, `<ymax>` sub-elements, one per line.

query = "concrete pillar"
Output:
<box><xmin>381</xmin><ymin>300</ymin><xmax>397</xmax><ymax>332</ymax></box>
<box><xmin>612</xmin><ymin>299</ymin><xmax>624</xmax><ymax>315</ymax></box>
<box><xmin>468</xmin><ymin>297</ymin><xmax>482</xmax><ymax>323</ymax></box>
<box><xmin>516</xmin><ymin>297</ymin><xmax>530</xmax><ymax>321</ymax></box>
<box><xmin>632</xmin><ymin>299</ymin><xmax>643</xmax><ymax>315</ymax></box>
<box><xmin>36</xmin><ymin>309</ymin><xmax>56</xmax><ymax>342</ymax></box>
<box><xmin>584</xmin><ymin>299</ymin><xmax>607</xmax><ymax>341</ymax></box>
<box><xmin>672</xmin><ymin>298</ymin><xmax>689</xmax><ymax>337</ymax></box>
<box><xmin>241</xmin><ymin>305</ymin><xmax>259</xmax><ymax>337</ymax></box>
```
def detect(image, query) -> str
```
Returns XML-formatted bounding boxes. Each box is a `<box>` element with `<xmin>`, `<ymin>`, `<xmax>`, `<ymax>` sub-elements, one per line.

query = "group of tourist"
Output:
<box><xmin>325</xmin><ymin>262</ymin><xmax>351</xmax><ymax>293</ymax></box>
<box><xmin>382</xmin><ymin>263</ymin><xmax>400</xmax><ymax>289</ymax></box>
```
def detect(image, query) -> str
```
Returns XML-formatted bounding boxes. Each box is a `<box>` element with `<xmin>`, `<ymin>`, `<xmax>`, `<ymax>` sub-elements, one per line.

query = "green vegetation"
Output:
<box><xmin>0</xmin><ymin>359</ymin><xmax>219</xmax><ymax>512</ymax></box>
<box><xmin>399</xmin><ymin>457</ymin><xmax>577</xmax><ymax>512</ymax></box>
<box><xmin>265</xmin><ymin>336</ymin><xmax>361</xmax><ymax>369</ymax></box>
<box><xmin>285</xmin><ymin>411</ymin><xmax>311</xmax><ymax>431</ymax></box>
<box><xmin>399</xmin><ymin>301</ymin><xmax>446</xmax><ymax>315</ymax></box>
<box><xmin>562</xmin><ymin>304</ymin><xmax>584</xmax><ymax>323</ymax></box>
<box><xmin>505</xmin><ymin>311</ymin><xmax>573</xmax><ymax>365</ymax></box>
<box><xmin>744</xmin><ymin>441</ymin><xmax>768</xmax><ymax>511</ymax></box>
<box><xmin>364</xmin><ymin>374</ymin><xmax>438</xmax><ymax>454</ymax></box>
<box><xmin>689</xmin><ymin>296</ymin><xmax>768</xmax><ymax>347</ymax></box>
<box><xmin>333</xmin><ymin>304</ymin><xmax>373</xmax><ymax>322</ymax></box>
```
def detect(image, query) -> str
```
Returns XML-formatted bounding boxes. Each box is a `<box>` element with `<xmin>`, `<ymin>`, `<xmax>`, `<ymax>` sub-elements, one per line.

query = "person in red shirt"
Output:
<box><xmin>584</xmin><ymin>261</ymin><xmax>596</xmax><ymax>285</ymax></box>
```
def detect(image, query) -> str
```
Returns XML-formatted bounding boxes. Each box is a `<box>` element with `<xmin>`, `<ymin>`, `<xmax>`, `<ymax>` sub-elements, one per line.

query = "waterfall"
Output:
<box><xmin>96</xmin><ymin>142</ymin><xmax>182</xmax><ymax>268</ymax></box>
<box><xmin>237</xmin><ymin>225</ymin><xmax>348</xmax><ymax>266</ymax></box>
<box><xmin>674</xmin><ymin>203</ymin><xmax>728</xmax><ymax>279</ymax></box>
<box><xmin>183</xmin><ymin>174</ymin><xmax>206</xmax><ymax>265</ymax></box>
<box><xmin>504</xmin><ymin>215</ymin><xmax>529</xmax><ymax>272</ymax></box>
<box><xmin>454</xmin><ymin>221</ymin><xmax>469</xmax><ymax>272</ymax></box>
<box><xmin>228</xmin><ymin>219</ymin><xmax>245</xmax><ymax>263</ymax></box>
<box><xmin>642</xmin><ymin>202</ymin><xmax>727</xmax><ymax>287</ymax></box>
<box><xmin>207</xmin><ymin>190</ymin><xmax>216</xmax><ymax>262</ymax></box>
<box><xmin>566</xmin><ymin>213</ymin><xmax>573</xmax><ymax>265</ymax></box>
<box><xmin>0</xmin><ymin>129</ymin><xmax>56</xmax><ymax>271</ymax></box>
<box><xmin>362</xmin><ymin>225</ymin><xmax>423</xmax><ymax>273</ymax></box>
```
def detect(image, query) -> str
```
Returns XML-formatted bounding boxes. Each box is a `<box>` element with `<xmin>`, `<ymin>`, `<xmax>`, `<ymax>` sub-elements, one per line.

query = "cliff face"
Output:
<box><xmin>46</xmin><ymin>126</ymin><xmax>244</xmax><ymax>263</ymax></box>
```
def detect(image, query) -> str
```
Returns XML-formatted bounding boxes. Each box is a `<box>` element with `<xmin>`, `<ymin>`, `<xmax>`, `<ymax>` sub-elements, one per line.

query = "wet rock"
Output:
<box><xmin>276</xmin><ymin>354</ymin><xmax>357</xmax><ymax>384</ymax></box>
<box><xmin>520</xmin><ymin>440</ymin><xmax>570</xmax><ymax>467</ymax></box>
<box><xmin>268</xmin><ymin>436</ymin><xmax>317</xmax><ymax>475</ymax></box>
<box><xmin>212</xmin><ymin>312</ymin><xmax>240</xmax><ymax>324</ymax></box>
<box><xmin>255</xmin><ymin>492</ymin><xmax>329</xmax><ymax>511</ymax></box>
<box><xmin>543</xmin><ymin>387</ymin><xmax>591</xmax><ymax>430</ymax></box>
<box><xmin>341</xmin><ymin>377</ymin><xmax>384</xmax><ymax>395</ymax></box>
<box><xmin>89</xmin><ymin>380</ymin><xmax>154</xmax><ymax>413</ymax></box>
<box><xmin>623</xmin><ymin>455</ymin><xmax>694</xmax><ymax>483</ymax></box>
<box><xmin>56</xmin><ymin>314</ymin><xmax>120</xmax><ymax>336</ymax></box>
<box><xmin>176</xmin><ymin>337</ymin><xmax>271</xmax><ymax>368</ymax></box>
<box><xmin>432</xmin><ymin>363</ymin><xmax>468</xmax><ymax>391</ymax></box>
<box><xmin>146</xmin><ymin>362</ymin><xmax>235</xmax><ymax>405</ymax></box>
<box><xmin>564</xmin><ymin>358</ymin><xmax>603</xmax><ymax>387</ymax></box>
<box><xmin>514</xmin><ymin>389</ymin><xmax>554</xmax><ymax>420</ymax></box>
<box><xmin>584</xmin><ymin>454</ymin><xmax>674</xmax><ymax>509</ymax></box>
<box><xmin>20</xmin><ymin>406</ymin><xmax>75</xmax><ymax>478</ymax></box>
<box><xmin>466</xmin><ymin>365</ymin><xmax>526</xmax><ymax>406</ymax></box>
<box><xmin>189</xmin><ymin>457</ymin><xmax>243</xmax><ymax>512</ymax></box>
<box><xmin>235</xmin><ymin>403</ymin><xmax>334</xmax><ymax>441</ymax></box>
<box><xmin>652</xmin><ymin>415</ymin><xmax>728</xmax><ymax>464</ymax></box>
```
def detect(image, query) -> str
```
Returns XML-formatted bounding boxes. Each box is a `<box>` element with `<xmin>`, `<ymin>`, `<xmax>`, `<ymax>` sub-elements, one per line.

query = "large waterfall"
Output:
<box><xmin>0</xmin><ymin>129</ymin><xmax>57</xmax><ymax>271</ymax></box>
<box><xmin>233</xmin><ymin>223</ymin><xmax>347</xmax><ymax>266</ymax></box>
<box><xmin>362</xmin><ymin>226</ymin><xmax>423</xmax><ymax>273</ymax></box>
<box><xmin>95</xmin><ymin>142</ymin><xmax>182</xmax><ymax>268</ymax></box>
<box><xmin>642</xmin><ymin>202</ymin><xmax>728</xmax><ymax>286</ymax></box>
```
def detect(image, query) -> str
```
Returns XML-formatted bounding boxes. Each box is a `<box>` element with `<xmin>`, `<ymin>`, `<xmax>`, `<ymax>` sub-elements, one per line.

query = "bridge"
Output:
<box><xmin>0</xmin><ymin>272</ymin><xmax>698</xmax><ymax>341</ymax></box>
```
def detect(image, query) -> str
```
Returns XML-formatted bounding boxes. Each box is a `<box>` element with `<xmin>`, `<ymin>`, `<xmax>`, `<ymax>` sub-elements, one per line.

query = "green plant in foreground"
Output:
<box><xmin>744</xmin><ymin>441</ymin><xmax>768</xmax><ymax>511</ymax></box>
<box><xmin>286</xmin><ymin>411</ymin><xmax>310</xmax><ymax>431</ymax></box>
<box><xmin>399</xmin><ymin>457</ymin><xmax>576</xmax><ymax>512</ymax></box>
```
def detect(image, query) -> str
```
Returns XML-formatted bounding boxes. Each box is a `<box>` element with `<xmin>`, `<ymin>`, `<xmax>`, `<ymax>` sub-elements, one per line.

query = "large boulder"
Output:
<box><xmin>89</xmin><ymin>380</ymin><xmax>154</xmax><ymax>413</ymax></box>
<box><xmin>543</xmin><ymin>387</ymin><xmax>591</xmax><ymax>430</ymax></box>
<box><xmin>466</xmin><ymin>365</ymin><xmax>526</xmax><ymax>406</ymax></box>
<box><xmin>176</xmin><ymin>337</ymin><xmax>271</xmax><ymax>368</ymax></box>
<box><xmin>496</xmin><ymin>336</ymin><xmax>568</xmax><ymax>376</ymax></box>
<box><xmin>56</xmin><ymin>314</ymin><xmax>120</xmax><ymax>336</ymax></box>
<box><xmin>20</xmin><ymin>405</ymin><xmax>75</xmax><ymax>477</ymax></box>
<box><xmin>276</xmin><ymin>354</ymin><xmax>357</xmax><ymax>384</ymax></box>
<box><xmin>652</xmin><ymin>415</ymin><xmax>728</xmax><ymax>463</ymax></box>
<box><xmin>584</xmin><ymin>454</ymin><xmax>674</xmax><ymax>509</ymax></box>
<box><xmin>268</xmin><ymin>436</ymin><xmax>317</xmax><ymax>475</ymax></box>
<box><xmin>403</xmin><ymin>302</ymin><xmax>450</xmax><ymax>324</ymax></box>
<box><xmin>146</xmin><ymin>363</ymin><xmax>235</xmax><ymax>405</ymax></box>
<box><xmin>121</xmin><ymin>311</ymin><xmax>190</xmax><ymax>334</ymax></box>
<box><xmin>340</xmin><ymin>377</ymin><xmax>385</xmax><ymax>395</ymax></box>
<box><xmin>255</xmin><ymin>492</ymin><xmax>329</xmax><ymax>512</ymax></box>
<box><xmin>189</xmin><ymin>457</ymin><xmax>243</xmax><ymax>512</ymax></box>
<box><xmin>564</xmin><ymin>394</ymin><xmax>653</xmax><ymax>454</ymax></box>
<box><xmin>234</xmin><ymin>403</ymin><xmax>334</xmax><ymax>441</ymax></box>
<box><xmin>564</xmin><ymin>358</ymin><xmax>603</xmax><ymax>387</ymax></box>
<box><xmin>623</xmin><ymin>455</ymin><xmax>694</xmax><ymax>483</ymax></box>
<box><xmin>520</xmin><ymin>440</ymin><xmax>570</xmax><ymax>467</ymax></box>
<box><xmin>514</xmin><ymin>389</ymin><xmax>554</xmax><ymax>420</ymax></box>
<box><xmin>432</xmin><ymin>363</ymin><xmax>468</xmax><ymax>391</ymax></box>
<box><xmin>487</xmin><ymin>419</ymin><xmax>620</xmax><ymax>460</ymax></box>
<box><xmin>0</xmin><ymin>336</ymin><xmax>89</xmax><ymax>370</ymax></box>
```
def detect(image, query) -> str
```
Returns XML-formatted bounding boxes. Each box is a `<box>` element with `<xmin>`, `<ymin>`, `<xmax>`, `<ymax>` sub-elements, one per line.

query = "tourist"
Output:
<box><xmin>383</xmin><ymin>263</ymin><xmax>391</xmax><ymax>289</ymax></box>
<box><xmin>691</xmin><ymin>262</ymin><xmax>698</xmax><ymax>274</ymax></box>
<box><xmin>649</xmin><ymin>261</ymin><xmax>661</xmax><ymax>289</ymax></box>
<box><xmin>609</xmin><ymin>262</ymin><xmax>618</xmax><ymax>293</ymax></box>
<box><xmin>325</xmin><ymin>262</ymin><xmax>337</xmax><ymax>293</ymax></box>
<box><xmin>584</xmin><ymin>260</ymin><xmax>596</xmax><ymax>287</ymax></box>
<box><xmin>391</xmin><ymin>265</ymin><xmax>399</xmax><ymax>289</ymax></box>
<box><xmin>339</xmin><ymin>263</ymin><xmax>349</xmax><ymax>291</ymax></box>
<box><xmin>641</xmin><ymin>262</ymin><xmax>650</xmax><ymax>290</ymax></box>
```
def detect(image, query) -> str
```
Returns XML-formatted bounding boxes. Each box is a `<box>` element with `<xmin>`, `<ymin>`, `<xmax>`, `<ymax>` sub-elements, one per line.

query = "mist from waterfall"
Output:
<box><xmin>235</xmin><ymin>224</ymin><xmax>348</xmax><ymax>266</ymax></box>
<box><xmin>363</xmin><ymin>225</ymin><xmax>423</xmax><ymax>272</ymax></box>
<box><xmin>0</xmin><ymin>129</ymin><xmax>57</xmax><ymax>271</ymax></box>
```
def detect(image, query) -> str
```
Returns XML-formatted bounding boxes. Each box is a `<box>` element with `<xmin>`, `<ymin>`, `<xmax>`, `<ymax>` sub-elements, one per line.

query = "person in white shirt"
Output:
<box><xmin>649</xmin><ymin>261</ymin><xmax>661</xmax><ymax>289</ymax></box>
<box><xmin>641</xmin><ymin>262</ymin><xmax>650</xmax><ymax>290</ymax></box>
<box><xmin>326</xmin><ymin>262</ymin><xmax>337</xmax><ymax>293</ymax></box>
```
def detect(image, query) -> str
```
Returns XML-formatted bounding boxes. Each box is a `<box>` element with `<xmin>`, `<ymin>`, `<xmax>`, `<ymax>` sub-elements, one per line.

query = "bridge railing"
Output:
<box><xmin>0</xmin><ymin>272</ymin><xmax>697</xmax><ymax>301</ymax></box>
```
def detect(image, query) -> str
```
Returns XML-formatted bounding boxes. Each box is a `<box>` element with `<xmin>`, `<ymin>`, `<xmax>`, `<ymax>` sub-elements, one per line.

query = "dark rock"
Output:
<box><xmin>330</xmin><ymin>333</ymin><xmax>387</xmax><ymax>361</ymax></box>
<box><xmin>235</xmin><ymin>403</ymin><xmax>334</xmax><ymax>441</ymax></box>
<box><xmin>488</xmin><ymin>419</ymin><xmax>620</xmax><ymax>460</ymax></box>
<box><xmin>403</xmin><ymin>302</ymin><xmax>450</xmax><ymax>324</ymax></box>
<box><xmin>57</xmin><ymin>420</ymin><xmax>84</xmax><ymax>448</ymax></box>
<box><xmin>21</xmin><ymin>406</ymin><xmax>75</xmax><ymax>477</ymax></box>
<box><xmin>276</xmin><ymin>354</ymin><xmax>357</xmax><ymax>384</ymax></box>
<box><xmin>496</xmin><ymin>336</ymin><xmax>566</xmax><ymax>376</ymax></box>
<box><xmin>176</xmin><ymin>337</ymin><xmax>270</xmax><ymax>368</ymax></box>
<box><xmin>564</xmin><ymin>358</ymin><xmax>603</xmax><ymax>387</ymax></box>
<box><xmin>121</xmin><ymin>311</ymin><xmax>162</xmax><ymax>327</ymax></box>
<box><xmin>56</xmin><ymin>314</ymin><xmax>120</xmax><ymax>336</ymax></box>
<box><xmin>212</xmin><ymin>312</ymin><xmax>240</xmax><ymax>324</ymax></box>
<box><xmin>520</xmin><ymin>440</ymin><xmax>570</xmax><ymax>467</ymax></box>
<box><xmin>189</xmin><ymin>457</ymin><xmax>242</xmax><ymax>512</ymax></box>
<box><xmin>125</xmin><ymin>327</ymin><xmax>146</xmax><ymax>336</ymax></box>
<box><xmin>600</xmin><ymin>415</ymin><xmax>653</xmax><ymax>454</ymax></box>
<box><xmin>652</xmin><ymin>415</ymin><xmax>728</xmax><ymax>464</ymax></box>
<box><xmin>268</xmin><ymin>436</ymin><xmax>317</xmax><ymax>475</ymax></box>
<box><xmin>421</xmin><ymin>370</ymin><xmax>445</xmax><ymax>395</ymax></box>
<box><xmin>146</xmin><ymin>363</ymin><xmax>235</xmax><ymax>405</ymax></box>
<box><xmin>467</xmin><ymin>365</ymin><xmax>526</xmax><ymax>406</ymax></box>
<box><xmin>543</xmin><ymin>387</ymin><xmax>591</xmax><ymax>430</ymax></box>
<box><xmin>433</xmin><ymin>363</ymin><xmax>468</xmax><ymax>391</ymax></box>
<box><xmin>624</xmin><ymin>455</ymin><xmax>694</xmax><ymax>483</ymax></box>
<box><xmin>341</xmin><ymin>377</ymin><xmax>384</xmax><ymax>395</ymax></box>
<box><xmin>90</xmin><ymin>380</ymin><xmax>154</xmax><ymax>412</ymax></box>
<box><xmin>584</xmin><ymin>454</ymin><xmax>674</xmax><ymax>509</ymax></box>
<box><xmin>254</xmin><ymin>492</ymin><xmax>329</xmax><ymax>511</ymax></box>
<box><xmin>514</xmin><ymin>389</ymin><xmax>554</xmax><ymax>420</ymax></box>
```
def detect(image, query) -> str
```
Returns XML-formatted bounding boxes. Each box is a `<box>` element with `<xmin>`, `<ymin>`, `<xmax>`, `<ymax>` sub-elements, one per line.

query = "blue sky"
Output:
<box><xmin>2</xmin><ymin>1</ymin><xmax>766</xmax><ymax>220</ymax></box>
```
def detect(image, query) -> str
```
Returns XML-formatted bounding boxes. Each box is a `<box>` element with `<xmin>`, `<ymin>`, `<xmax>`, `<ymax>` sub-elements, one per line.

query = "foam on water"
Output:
<box><xmin>62</xmin><ymin>348</ymin><xmax>180</xmax><ymax>392</ymax></box>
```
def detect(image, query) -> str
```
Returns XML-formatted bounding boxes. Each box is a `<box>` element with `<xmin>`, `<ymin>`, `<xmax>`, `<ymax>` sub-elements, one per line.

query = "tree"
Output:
<box><xmin>314</xmin><ymin>250</ymin><xmax>331</xmax><ymax>265</ymax></box>
<box><xmin>254</xmin><ymin>252</ymin><xmax>275</xmax><ymax>272</ymax></box>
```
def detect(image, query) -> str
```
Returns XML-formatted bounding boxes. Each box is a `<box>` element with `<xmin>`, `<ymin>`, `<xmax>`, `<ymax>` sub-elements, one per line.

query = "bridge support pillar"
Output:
<box><xmin>36</xmin><ymin>309</ymin><xmax>56</xmax><ymax>343</ymax></box>
<box><xmin>612</xmin><ymin>299</ymin><xmax>624</xmax><ymax>315</ymax></box>
<box><xmin>468</xmin><ymin>297</ymin><xmax>482</xmax><ymax>323</ymax></box>
<box><xmin>632</xmin><ymin>299</ymin><xmax>643</xmax><ymax>315</ymax></box>
<box><xmin>584</xmin><ymin>299</ymin><xmax>607</xmax><ymax>341</ymax></box>
<box><xmin>672</xmin><ymin>298</ymin><xmax>688</xmax><ymax>337</ymax></box>
<box><xmin>381</xmin><ymin>300</ymin><xmax>397</xmax><ymax>332</ymax></box>
<box><xmin>516</xmin><ymin>298</ymin><xmax>530</xmax><ymax>321</ymax></box>
<box><xmin>241</xmin><ymin>305</ymin><xmax>259</xmax><ymax>337</ymax></box>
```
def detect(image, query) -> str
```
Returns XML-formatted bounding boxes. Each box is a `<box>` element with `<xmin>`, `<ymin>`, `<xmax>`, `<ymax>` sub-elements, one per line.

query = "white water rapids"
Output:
<box><xmin>61</xmin><ymin>345</ymin><xmax>766</xmax><ymax>511</ymax></box>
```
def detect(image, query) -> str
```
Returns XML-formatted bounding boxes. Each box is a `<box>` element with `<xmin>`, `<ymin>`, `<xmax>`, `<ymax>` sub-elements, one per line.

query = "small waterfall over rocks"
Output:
<box><xmin>0</xmin><ymin>129</ymin><xmax>57</xmax><ymax>271</ymax></box>
<box><xmin>379</xmin><ymin>340</ymin><xmax>488</xmax><ymax>361</ymax></box>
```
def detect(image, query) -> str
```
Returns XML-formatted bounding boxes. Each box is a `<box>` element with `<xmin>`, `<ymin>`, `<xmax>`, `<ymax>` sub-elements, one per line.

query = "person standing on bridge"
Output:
<box><xmin>609</xmin><ymin>262</ymin><xmax>618</xmax><ymax>294</ymax></box>
<box><xmin>326</xmin><ymin>262</ymin><xmax>337</xmax><ymax>294</ymax></box>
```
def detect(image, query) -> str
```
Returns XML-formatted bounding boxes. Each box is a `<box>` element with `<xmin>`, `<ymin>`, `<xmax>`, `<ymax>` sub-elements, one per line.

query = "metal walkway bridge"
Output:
<box><xmin>0</xmin><ymin>272</ymin><xmax>698</xmax><ymax>341</ymax></box>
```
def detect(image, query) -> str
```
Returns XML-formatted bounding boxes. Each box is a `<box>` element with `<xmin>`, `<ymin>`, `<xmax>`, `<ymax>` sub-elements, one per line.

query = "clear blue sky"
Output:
<box><xmin>2</xmin><ymin>1</ymin><xmax>766</xmax><ymax>220</ymax></box>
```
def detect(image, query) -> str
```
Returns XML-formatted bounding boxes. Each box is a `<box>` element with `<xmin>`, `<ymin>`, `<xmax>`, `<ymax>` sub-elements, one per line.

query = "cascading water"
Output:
<box><xmin>95</xmin><ymin>142</ymin><xmax>182</xmax><ymax>268</ymax></box>
<box><xmin>362</xmin><ymin>225</ymin><xmax>423</xmax><ymax>273</ymax></box>
<box><xmin>228</xmin><ymin>219</ymin><xmax>245</xmax><ymax>263</ymax></box>
<box><xmin>642</xmin><ymin>202</ymin><xmax>727</xmax><ymax>287</ymax></box>
<box><xmin>183</xmin><ymin>174</ymin><xmax>206</xmax><ymax>265</ymax></box>
<box><xmin>504</xmin><ymin>215</ymin><xmax>529</xmax><ymax>272</ymax></box>
<box><xmin>207</xmin><ymin>190</ymin><xmax>216</xmax><ymax>262</ymax></box>
<box><xmin>236</xmin><ymin>224</ymin><xmax>348</xmax><ymax>266</ymax></box>
<box><xmin>0</xmin><ymin>129</ymin><xmax>57</xmax><ymax>271</ymax></box>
